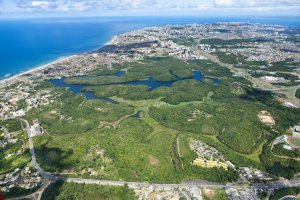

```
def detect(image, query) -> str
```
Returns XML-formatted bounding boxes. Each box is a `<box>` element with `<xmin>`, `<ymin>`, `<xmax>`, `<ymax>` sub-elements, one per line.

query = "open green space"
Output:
<box><xmin>4</xmin><ymin>55</ymin><xmax>300</xmax><ymax>182</ymax></box>
<box><xmin>200</xmin><ymin>38</ymin><xmax>274</xmax><ymax>46</ymax></box>
<box><xmin>291</xmin><ymin>138</ymin><xmax>300</xmax><ymax>148</ymax></box>
<box><xmin>171</xmin><ymin>37</ymin><xmax>196</xmax><ymax>47</ymax></box>
<box><xmin>65</xmin><ymin>57</ymin><xmax>196</xmax><ymax>85</ymax></box>
<box><xmin>202</xmin><ymin>188</ymin><xmax>227</xmax><ymax>200</ymax></box>
<box><xmin>33</xmin><ymin>115</ymin><xmax>238</xmax><ymax>183</ymax></box>
<box><xmin>149</xmin><ymin>100</ymin><xmax>266</xmax><ymax>154</ymax></box>
<box><xmin>25</xmin><ymin>90</ymin><xmax>135</xmax><ymax>135</ymax></box>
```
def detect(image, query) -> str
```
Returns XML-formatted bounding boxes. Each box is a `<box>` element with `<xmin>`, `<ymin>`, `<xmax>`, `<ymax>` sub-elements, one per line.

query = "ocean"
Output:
<box><xmin>0</xmin><ymin>16</ymin><xmax>299</xmax><ymax>79</ymax></box>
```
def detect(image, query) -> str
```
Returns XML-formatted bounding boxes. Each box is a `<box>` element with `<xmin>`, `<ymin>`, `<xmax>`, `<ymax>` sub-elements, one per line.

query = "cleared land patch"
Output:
<box><xmin>258</xmin><ymin>110</ymin><xmax>275</xmax><ymax>126</ymax></box>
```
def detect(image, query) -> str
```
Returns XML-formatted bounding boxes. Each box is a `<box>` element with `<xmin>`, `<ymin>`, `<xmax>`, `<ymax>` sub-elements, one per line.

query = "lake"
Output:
<box><xmin>49</xmin><ymin>70</ymin><xmax>220</xmax><ymax>103</ymax></box>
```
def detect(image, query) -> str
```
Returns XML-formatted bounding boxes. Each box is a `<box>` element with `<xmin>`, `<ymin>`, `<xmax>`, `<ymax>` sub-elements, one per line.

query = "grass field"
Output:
<box><xmin>291</xmin><ymin>138</ymin><xmax>300</xmax><ymax>148</ymax></box>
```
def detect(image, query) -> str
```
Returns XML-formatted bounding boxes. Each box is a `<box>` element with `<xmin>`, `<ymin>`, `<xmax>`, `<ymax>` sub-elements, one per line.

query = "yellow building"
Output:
<box><xmin>192</xmin><ymin>158</ymin><xmax>228</xmax><ymax>170</ymax></box>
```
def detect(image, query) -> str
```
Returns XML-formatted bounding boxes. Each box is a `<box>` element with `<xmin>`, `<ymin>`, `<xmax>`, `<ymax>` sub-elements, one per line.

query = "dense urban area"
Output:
<box><xmin>0</xmin><ymin>22</ymin><xmax>300</xmax><ymax>200</ymax></box>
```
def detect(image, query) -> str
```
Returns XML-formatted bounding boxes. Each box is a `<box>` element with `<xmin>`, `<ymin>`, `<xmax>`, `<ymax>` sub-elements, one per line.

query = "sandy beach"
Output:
<box><xmin>0</xmin><ymin>55</ymin><xmax>77</xmax><ymax>85</ymax></box>
<box><xmin>105</xmin><ymin>35</ymin><xmax>118</xmax><ymax>45</ymax></box>
<box><xmin>0</xmin><ymin>35</ymin><xmax>118</xmax><ymax>86</ymax></box>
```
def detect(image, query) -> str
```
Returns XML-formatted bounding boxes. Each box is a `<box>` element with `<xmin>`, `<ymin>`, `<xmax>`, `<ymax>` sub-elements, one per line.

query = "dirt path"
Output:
<box><xmin>177</xmin><ymin>136</ymin><xmax>182</xmax><ymax>158</ymax></box>
<box><xmin>99</xmin><ymin>111</ymin><xmax>138</xmax><ymax>129</ymax></box>
<box><xmin>272</xmin><ymin>153</ymin><xmax>300</xmax><ymax>162</ymax></box>
<box><xmin>270</xmin><ymin>147</ymin><xmax>300</xmax><ymax>162</ymax></box>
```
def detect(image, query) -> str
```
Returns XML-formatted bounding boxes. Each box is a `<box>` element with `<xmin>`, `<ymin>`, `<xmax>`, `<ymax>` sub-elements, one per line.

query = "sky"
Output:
<box><xmin>0</xmin><ymin>0</ymin><xmax>299</xmax><ymax>18</ymax></box>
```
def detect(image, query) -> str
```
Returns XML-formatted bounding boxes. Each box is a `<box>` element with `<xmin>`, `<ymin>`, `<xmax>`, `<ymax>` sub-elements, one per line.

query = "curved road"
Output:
<box><xmin>3</xmin><ymin>117</ymin><xmax>300</xmax><ymax>199</ymax></box>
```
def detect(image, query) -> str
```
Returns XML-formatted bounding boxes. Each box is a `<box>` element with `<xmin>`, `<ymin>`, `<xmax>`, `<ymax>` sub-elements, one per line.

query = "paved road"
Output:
<box><xmin>57</xmin><ymin>176</ymin><xmax>225</xmax><ymax>190</ymax></box>
<box><xmin>3</xmin><ymin>117</ymin><xmax>300</xmax><ymax>199</ymax></box>
<box><xmin>198</xmin><ymin>49</ymin><xmax>300</xmax><ymax>108</ymax></box>
<box><xmin>15</xmin><ymin>118</ymin><xmax>57</xmax><ymax>181</ymax></box>
<box><xmin>8</xmin><ymin>180</ymin><xmax>51</xmax><ymax>200</ymax></box>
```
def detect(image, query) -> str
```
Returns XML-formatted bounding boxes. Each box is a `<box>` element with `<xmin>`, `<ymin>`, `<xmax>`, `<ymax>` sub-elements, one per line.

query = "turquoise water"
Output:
<box><xmin>0</xmin><ymin>16</ymin><xmax>299</xmax><ymax>79</ymax></box>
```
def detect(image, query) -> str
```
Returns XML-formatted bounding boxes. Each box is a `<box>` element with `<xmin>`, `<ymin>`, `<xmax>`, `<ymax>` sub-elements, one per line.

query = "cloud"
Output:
<box><xmin>212</xmin><ymin>0</ymin><xmax>300</xmax><ymax>8</ymax></box>
<box><xmin>0</xmin><ymin>0</ymin><xmax>299</xmax><ymax>15</ymax></box>
<box><xmin>31</xmin><ymin>1</ymin><xmax>49</xmax><ymax>6</ymax></box>
<box><xmin>213</xmin><ymin>0</ymin><xmax>235</xmax><ymax>7</ymax></box>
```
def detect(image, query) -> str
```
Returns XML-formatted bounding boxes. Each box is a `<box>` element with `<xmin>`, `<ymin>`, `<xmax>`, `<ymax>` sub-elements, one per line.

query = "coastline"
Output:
<box><xmin>0</xmin><ymin>17</ymin><xmax>298</xmax><ymax>87</ymax></box>
<box><xmin>0</xmin><ymin>55</ymin><xmax>76</xmax><ymax>85</ymax></box>
<box><xmin>0</xmin><ymin>34</ymin><xmax>119</xmax><ymax>86</ymax></box>
<box><xmin>105</xmin><ymin>35</ymin><xmax>117</xmax><ymax>45</ymax></box>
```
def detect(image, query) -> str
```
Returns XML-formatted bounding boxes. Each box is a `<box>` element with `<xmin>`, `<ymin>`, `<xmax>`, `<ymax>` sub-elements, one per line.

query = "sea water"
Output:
<box><xmin>0</xmin><ymin>16</ymin><xmax>299</xmax><ymax>79</ymax></box>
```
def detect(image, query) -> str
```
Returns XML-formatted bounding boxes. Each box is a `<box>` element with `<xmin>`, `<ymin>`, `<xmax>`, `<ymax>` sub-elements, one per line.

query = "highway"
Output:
<box><xmin>9</xmin><ymin>118</ymin><xmax>225</xmax><ymax>189</ymax></box>
<box><xmin>3</xmin><ymin>117</ymin><xmax>300</xmax><ymax>199</ymax></box>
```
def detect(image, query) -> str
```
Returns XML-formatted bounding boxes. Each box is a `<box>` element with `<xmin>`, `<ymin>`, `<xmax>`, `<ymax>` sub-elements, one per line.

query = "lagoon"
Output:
<box><xmin>49</xmin><ymin>70</ymin><xmax>220</xmax><ymax>103</ymax></box>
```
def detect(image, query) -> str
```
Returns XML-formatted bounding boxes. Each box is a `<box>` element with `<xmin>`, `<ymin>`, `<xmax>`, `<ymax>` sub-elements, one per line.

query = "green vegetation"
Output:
<box><xmin>251</xmin><ymin>71</ymin><xmax>299</xmax><ymax>81</ymax></box>
<box><xmin>149</xmin><ymin>100</ymin><xmax>266</xmax><ymax>154</ymax></box>
<box><xmin>200</xmin><ymin>38</ymin><xmax>273</xmax><ymax>46</ymax></box>
<box><xmin>33</xmin><ymin>115</ymin><xmax>237</xmax><ymax>183</ymax></box>
<box><xmin>4</xmin><ymin>185</ymin><xmax>39</xmax><ymax>199</ymax></box>
<box><xmin>296</xmin><ymin>89</ymin><xmax>300</xmax><ymax>99</ymax></box>
<box><xmin>65</xmin><ymin>57</ymin><xmax>196</xmax><ymax>85</ymax></box>
<box><xmin>267</xmin><ymin>60</ymin><xmax>298</xmax><ymax>72</ymax></box>
<box><xmin>250</xmin><ymin>71</ymin><xmax>300</xmax><ymax>86</ymax></box>
<box><xmin>273</xmin><ymin>144</ymin><xmax>300</xmax><ymax>158</ymax></box>
<box><xmin>239</xmin><ymin>60</ymin><xmax>296</xmax><ymax>72</ymax></box>
<box><xmin>4</xmin><ymin>54</ymin><xmax>300</xmax><ymax>183</ymax></box>
<box><xmin>0</xmin><ymin>146</ymin><xmax>30</xmax><ymax>175</ymax></box>
<box><xmin>0</xmin><ymin>119</ymin><xmax>24</xmax><ymax>133</ymax></box>
<box><xmin>268</xmin><ymin>187</ymin><xmax>300</xmax><ymax>200</ymax></box>
<box><xmin>0</xmin><ymin>119</ymin><xmax>30</xmax><ymax>175</ymax></box>
<box><xmin>171</xmin><ymin>37</ymin><xmax>196</xmax><ymax>47</ymax></box>
<box><xmin>179</xmin><ymin>134</ymin><xmax>259</xmax><ymax>168</ymax></box>
<box><xmin>202</xmin><ymin>189</ymin><xmax>228</xmax><ymax>200</ymax></box>
<box><xmin>291</xmin><ymin>138</ymin><xmax>300</xmax><ymax>148</ymax></box>
<box><xmin>42</xmin><ymin>181</ymin><xmax>135</xmax><ymax>200</ymax></box>
<box><xmin>17</xmin><ymin>99</ymin><xmax>27</xmax><ymax>110</ymax></box>
<box><xmin>273</xmin><ymin>81</ymin><xmax>300</xmax><ymax>87</ymax></box>
<box><xmin>213</xmin><ymin>52</ymin><xmax>241</xmax><ymax>64</ymax></box>
<box><xmin>25</xmin><ymin>90</ymin><xmax>134</xmax><ymax>135</ymax></box>
<box><xmin>260</xmin><ymin>137</ymin><xmax>300</xmax><ymax>179</ymax></box>
<box><xmin>87</xmin><ymin>64</ymin><xmax>125</xmax><ymax>76</ymax></box>
<box><xmin>190</xmin><ymin>59</ymin><xmax>233</xmax><ymax>78</ymax></box>
<box><xmin>171</xmin><ymin>68</ymin><xmax>194</xmax><ymax>78</ymax></box>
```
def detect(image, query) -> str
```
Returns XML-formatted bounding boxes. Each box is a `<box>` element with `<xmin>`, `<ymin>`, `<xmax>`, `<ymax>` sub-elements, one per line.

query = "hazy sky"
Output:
<box><xmin>0</xmin><ymin>0</ymin><xmax>299</xmax><ymax>17</ymax></box>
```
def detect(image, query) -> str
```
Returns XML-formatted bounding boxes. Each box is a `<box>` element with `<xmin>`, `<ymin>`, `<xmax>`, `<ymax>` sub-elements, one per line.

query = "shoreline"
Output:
<box><xmin>0</xmin><ymin>35</ymin><xmax>118</xmax><ymax>85</ymax></box>
<box><xmin>105</xmin><ymin>35</ymin><xmax>117</xmax><ymax>45</ymax></box>
<box><xmin>0</xmin><ymin>19</ymin><xmax>298</xmax><ymax>86</ymax></box>
<box><xmin>0</xmin><ymin>55</ymin><xmax>76</xmax><ymax>85</ymax></box>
